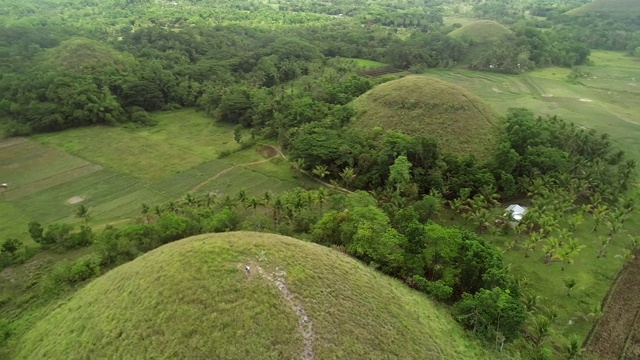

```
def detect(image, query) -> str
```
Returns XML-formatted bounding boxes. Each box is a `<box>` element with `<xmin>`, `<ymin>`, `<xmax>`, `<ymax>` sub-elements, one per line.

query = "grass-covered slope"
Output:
<box><xmin>566</xmin><ymin>0</ymin><xmax>640</xmax><ymax>17</ymax></box>
<box><xmin>448</xmin><ymin>20</ymin><xmax>513</xmax><ymax>64</ymax></box>
<box><xmin>351</xmin><ymin>75</ymin><xmax>500</xmax><ymax>159</ymax></box>
<box><xmin>15</xmin><ymin>232</ymin><xmax>495</xmax><ymax>360</ymax></box>
<box><xmin>448</xmin><ymin>20</ymin><xmax>512</xmax><ymax>44</ymax></box>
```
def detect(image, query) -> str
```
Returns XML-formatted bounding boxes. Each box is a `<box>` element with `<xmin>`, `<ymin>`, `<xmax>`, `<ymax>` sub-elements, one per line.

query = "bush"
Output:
<box><xmin>454</xmin><ymin>287</ymin><xmax>526</xmax><ymax>343</ymax></box>
<box><xmin>43</xmin><ymin>254</ymin><xmax>102</xmax><ymax>295</ymax></box>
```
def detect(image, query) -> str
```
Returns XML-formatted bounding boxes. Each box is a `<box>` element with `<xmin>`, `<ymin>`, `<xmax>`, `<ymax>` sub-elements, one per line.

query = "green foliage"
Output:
<box><xmin>454</xmin><ymin>287</ymin><xmax>527</xmax><ymax>343</ymax></box>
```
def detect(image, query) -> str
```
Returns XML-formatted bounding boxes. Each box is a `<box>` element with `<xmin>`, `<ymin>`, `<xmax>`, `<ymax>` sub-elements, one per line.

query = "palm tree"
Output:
<box><xmin>315</xmin><ymin>188</ymin><xmax>328</xmax><ymax>211</ymax></box>
<box><xmin>529</xmin><ymin>316</ymin><xmax>553</xmax><ymax>348</ymax></box>
<box><xmin>141</xmin><ymin>203</ymin><xmax>150</xmax><ymax>223</ymax></box>
<box><xmin>597</xmin><ymin>236</ymin><xmax>610</xmax><ymax>258</ymax></box>
<box><xmin>236</xmin><ymin>190</ymin><xmax>248</xmax><ymax>205</ymax></box>
<box><xmin>524</xmin><ymin>232</ymin><xmax>542</xmax><ymax>258</ymax></box>
<box><xmin>562</xmin><ymin>336</ymin><xmax>585</xmax><ymax>360</ymax></box>
<box><xmin>542</xmin><ymin>237</ymin><xmax>560</xmax><ymax>263</ymax></box>
<box><xmin>312</xmin><ymin>164</ymin><xmax>329</xmax><ymax>179</ymax></box>
<box><xmin>567</xmin><ymin>213</ymin><xmax>583</xmax><ymax>233</ymax></box>
<box><xmin>246</xmin><ymin>197</ymin><xmax>262</xmax><ymax>211</ymax></box>
<box><xmin>468</xmin><ymin>208</ymin><xmax>492</xmax><ymax>233</ymax></box>
<box><xmin>563</xmin><ymin>278</ymin><xmax>577</xmax><ymax>296</ymax></box>
<box><xmin>340</xmin><ymin>167</ymin><xmax>356</xmax><ymax>189</ymax></box>
<box><xmin>291</xmin><ymin>158</ymin><xmax>306</xmax><ymax>173</ymax></box>
<box><xmin>592</xmin><ymin>205</ymin><xmax>608</xmax><ymax>232</ymax></box>
<box><xmin>75</xmin><ymin>205</ymin><xmax>90</xmax><ymax>224</ymax></box>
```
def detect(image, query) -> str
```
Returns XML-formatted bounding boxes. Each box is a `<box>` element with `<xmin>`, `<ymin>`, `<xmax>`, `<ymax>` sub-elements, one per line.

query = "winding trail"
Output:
<box><xmin>255</xmin><ymin>265</ymin><xmax>314</xmax><ymax>360</ymax></box>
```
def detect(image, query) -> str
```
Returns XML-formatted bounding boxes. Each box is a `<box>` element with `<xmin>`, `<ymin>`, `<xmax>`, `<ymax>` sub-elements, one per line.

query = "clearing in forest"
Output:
<box><xmin>14</xmin><ymin>232</ymin><xmax>502</xmax><ymax>360</ymax></box>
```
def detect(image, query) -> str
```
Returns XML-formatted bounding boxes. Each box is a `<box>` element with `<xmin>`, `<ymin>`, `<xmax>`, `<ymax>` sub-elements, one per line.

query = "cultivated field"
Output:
<box><xmin>0</xmin><ymin>109</ymin><xmax>314</xmax><ymax>245</ymax></box>
<box><xmin>424</xmin><ymin>51</ymin><xmax>640</xmax><ymax>163</ymax></box>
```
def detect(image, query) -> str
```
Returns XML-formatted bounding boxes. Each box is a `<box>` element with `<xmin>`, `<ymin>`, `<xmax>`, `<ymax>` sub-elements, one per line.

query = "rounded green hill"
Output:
<box><xmin>16</xmin><ymin>232</ymin><xmax>494</xmax><ymax>360</ymax></box>
<box><xmin>351</xmin><ymin>76</ymin><xmax>499</xmax><ymax>159</ymax></box>
<box><xmin>566</xmin><ymin>0</ymin><xmax>640</xmax><ymax>17</ymax></box>
<box><xmin>448</xmin><ymin>20</ymin><xmax>513</xmax><ymax>44</ymax></box>
<box><xmin>448</xmin><ymin>20</ymin><xmax>514</xmax><ymax>65</ymax></box>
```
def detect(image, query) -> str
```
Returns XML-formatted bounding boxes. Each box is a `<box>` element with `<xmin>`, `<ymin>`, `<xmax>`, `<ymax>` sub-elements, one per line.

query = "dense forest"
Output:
<box><xmin>1</xmin><ymin>0</ymin><xmax>640</xmax><ymax>359</ymax></box>
<box><xmin>0</xmin><ymin>0</ymin><xmax>611</xmax><ymax>134</ymax></box>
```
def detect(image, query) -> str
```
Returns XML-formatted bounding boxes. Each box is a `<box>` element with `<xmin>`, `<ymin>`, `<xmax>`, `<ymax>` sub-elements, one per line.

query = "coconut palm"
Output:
<box><xmin>542</xmin><ymin>237</ymin><xmax>560</xmax><ymax>263</ymax></box>
<box><xmin>339</xmin><ymin>167</ymin><xmax>356</xmax><ymax>189</ymax></box>
<box><xmin>562</xmin><ymin>336</ymin><xmax>585</xmax><ymax>360</ymax></box>
<box><xmin>312</xmin><ymin>164</ymin><xmax>329</xmax><ymax>179</ymax></box>
<box><xmin>563</xmin><ymin>278</ymin><xmax>577</xmax><ymax>296</ymax></box>
<box><xmin>597</xmin><ymin>236</ymin><xmax>610</xmax><ymax>258</ymax></box>
<box><xmin>592</xmin><ymin>205</ymin><xmax>609</xmax><ymax>232</ymax></box>
<box><xmin>75</xmin><ymin>204</ymin><xmax>90</xmax><ymax>224</ymax></box>
<box><xmin>529</xmin><ymin>316</ymin><xmax>553</xmax><ymax>348</ymax></box>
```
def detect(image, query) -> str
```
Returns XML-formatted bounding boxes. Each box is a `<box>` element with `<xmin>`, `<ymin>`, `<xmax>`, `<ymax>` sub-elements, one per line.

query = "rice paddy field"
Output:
<box><xmin>0</xmin><ymin>109</ymin><xmax>315</xmax><ymax>246</ymax></box>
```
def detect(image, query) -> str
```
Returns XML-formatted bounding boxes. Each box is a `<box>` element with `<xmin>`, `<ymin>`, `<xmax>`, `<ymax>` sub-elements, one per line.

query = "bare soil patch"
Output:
<box><xmin>66</xmin><ymin>196</ymin><xmax>84</xmax><ymax>204</ymax></box>
<box><xmin>588</xmin><ymin>258</ymin><xmax>640</xmax><ymax>359</ymax></box>
<box><xmin>579</xmin><ymin>98</ymin><xmax>593</xmax><ymax>102</ymax></box>
<box><xmin>257</xmin><ymin>145</ymin><xmax>278</xmax><ymax>159</ymax></box>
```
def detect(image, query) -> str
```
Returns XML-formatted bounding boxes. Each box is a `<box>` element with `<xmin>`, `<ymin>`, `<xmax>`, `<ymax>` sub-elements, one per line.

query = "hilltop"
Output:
<box><xmin>448</xmin><ymin>20</ymin><xmax>513</xmax><ymax>44</ymax></box>
<box><xmin>566</xmin><ymin>0</ymin><xmax>640</xmax><ymax>17</ymax></box>
<box><xmin>15</xmin><ymin>232</ymin><xmax>495</xmax><ymax>360</ymax></box>
<box><xmin>351</xmin><ymin>76</ymin><xmax>500</xmax><ymax>159</ymax></box>
<box><xmin>448</xmin><ymin>20</ymin><xmax>514</xmax><ymax>65</ymax></box>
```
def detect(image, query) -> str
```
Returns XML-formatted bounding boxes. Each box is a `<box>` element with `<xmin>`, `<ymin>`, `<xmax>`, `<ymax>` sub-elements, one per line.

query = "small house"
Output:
<box><xmin>504</xmin><ymin>204</ymin><xmax>526</xmax><ymax>222</ymax></box>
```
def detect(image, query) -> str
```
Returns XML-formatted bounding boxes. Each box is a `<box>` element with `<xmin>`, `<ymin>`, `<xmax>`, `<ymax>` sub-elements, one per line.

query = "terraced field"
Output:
<box><xmin>0</xmin><ymin>109</ymin><xmax>314</xmax><ymax>245</ymax></box>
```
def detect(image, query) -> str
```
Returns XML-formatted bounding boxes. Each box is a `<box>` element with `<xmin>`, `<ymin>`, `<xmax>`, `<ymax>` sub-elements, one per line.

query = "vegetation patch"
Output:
<box><xmin>566</xmin><ymin>0</ymin><xmax>640</xmax><ymax>17</ymax></box>
<box><xmin>15</xmin><ymin>232</ymin><xmax>495</xmax><ymax>360</ymax></box>
<box><xmin>351</xmin><ymin>75</ymin><xmax>500</xmax><ymax>159</ymax></box>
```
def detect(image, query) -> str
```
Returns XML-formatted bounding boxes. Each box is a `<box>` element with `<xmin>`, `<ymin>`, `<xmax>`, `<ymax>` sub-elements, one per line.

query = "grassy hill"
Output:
<box><xmin>566</xmin><ymin>0</ymin><xmax>640</xmax><ymax>17</ymax></box>
<box><xmin>351</xmin><ymin>75</ymin><xmax>500</xmax><ymax>159</ymax></box>
<box><xmin>448</xmin><ymin>20</ymin><xmax>513</xmax><ymax>64</ymax></box>
<box><xmin>448</xmin><ymin>20</ymin><xmax>512</xmax><ymax>44</ymax></box>
<box><xmin>13</xmin><ymin>232</ymin><xmax>497</xmax><ymax>360</ymax></box>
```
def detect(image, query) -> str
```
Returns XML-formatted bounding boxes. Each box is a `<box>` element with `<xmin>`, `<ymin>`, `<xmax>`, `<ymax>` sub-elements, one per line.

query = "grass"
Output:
<box><xmin>11</xmin><ymin>232</ymin><xmax>505</xmax><ymax>360</ymax></box>
<box><xmin>0</xmin><ymin>109</ymin><xmax>314</xmax><ymax>246</ymax></box>
<box><xmin>345</xmin><ymin>58</ymin><xmax>388</xmax><ymax>68</ymax></box>
<box><xmin>566</xmin><ymin>0</ymin><xmax>640</xmax><ymax>17</ymax></box>
<box><xmin>351</xmin><ymin>75</ymin><xmax>500</xmax><ymax>159</ymax></box>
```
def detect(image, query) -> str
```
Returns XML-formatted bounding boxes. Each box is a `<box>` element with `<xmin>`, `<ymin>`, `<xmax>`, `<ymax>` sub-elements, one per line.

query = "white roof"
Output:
<box><xmin>505</xmin><ymin>204</ymin><xmax>526</xmax><ymax>221</ymax></box>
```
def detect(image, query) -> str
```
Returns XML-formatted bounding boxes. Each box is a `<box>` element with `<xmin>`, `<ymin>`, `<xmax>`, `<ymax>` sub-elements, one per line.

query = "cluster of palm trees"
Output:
<box><xmin>140</xmin><ymin>187</ymin><xmax>332</xmax><ymax>232</ymax></box>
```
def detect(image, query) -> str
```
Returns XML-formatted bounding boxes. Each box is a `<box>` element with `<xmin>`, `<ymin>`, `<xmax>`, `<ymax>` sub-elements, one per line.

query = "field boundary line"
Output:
<box><xmin>583</xmin><ymin>260</ymin><xmax>627</xmax><ymax>347</ymax></box>
<box><xmin>621</xmin><ymin>305</ymin><xmax>640</xmax><ymax>359</ymax></box>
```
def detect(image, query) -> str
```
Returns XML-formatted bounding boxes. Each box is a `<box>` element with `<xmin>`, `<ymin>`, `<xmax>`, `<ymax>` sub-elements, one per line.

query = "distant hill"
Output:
<box><xmin>15</xmin><ymin>232</ymin><xmax>496</xmax><ymax>360</ymax></box>
<box><xmin>448</xmin><ymin>20</ymin><xmax>514</xmax><ymax>64</ymax></box>
<box><xmin>351</xmin><ymin>76</ymin><xmax>500</xmax><ymax>159</ymax></box>
<box><xmin>566</xmin><ymin>0</ymin><xmax>640</xmax><ymax>17</ymax></box>
<box><xmin>448</xmin><ymin>20</ymin><xmax>513</xmax><ymax>44</ymax></box>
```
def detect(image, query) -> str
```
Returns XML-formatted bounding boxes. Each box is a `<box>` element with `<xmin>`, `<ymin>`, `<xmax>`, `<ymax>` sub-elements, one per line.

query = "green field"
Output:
<box><xmin>424</xmin><ymin>51</ymin><xmax>640</xmax><ymax>164</ymax></box>
<box><xmin>0</xmin><ymin>110</ymin><xmax>314</xmax><ymax>246</ymax></box>
<box><xmin>425</xmin><ymin>50</ymin><xmax>640</xmax><ymax>341</ymax></box>
<box><xmin>345</xmin><ymin>58</ymin><xmax>388</xmax><ymax>68</ymax></box>
<box><xmin>14</xmin><ymin>232</ymin><xmax>503</xmax><ymax>359</ymax></box>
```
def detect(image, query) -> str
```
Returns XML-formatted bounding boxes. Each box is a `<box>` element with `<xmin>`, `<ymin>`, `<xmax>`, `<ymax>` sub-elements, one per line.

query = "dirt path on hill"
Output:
<box><xmin>255</xmin><ymin>265</ymin><xmax>314</xmax><ymax>360</ymax></box>
<box><xmin>588</xmin><ymin>257</ymin><xmax>640</xmax><ymax>359</ymax></box>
